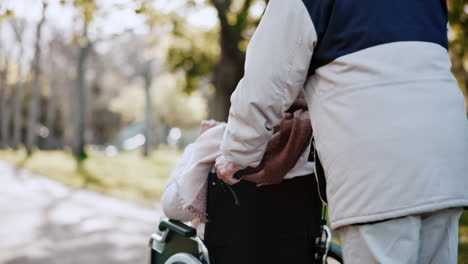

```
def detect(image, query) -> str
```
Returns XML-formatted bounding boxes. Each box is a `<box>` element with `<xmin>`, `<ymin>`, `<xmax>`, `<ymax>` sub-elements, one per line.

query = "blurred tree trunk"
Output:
<box><xmin>142</xmin><ymin>60</ymin><xmax>154</xmax><ymax>157</ymax></box>
<box><xmin>0</xmin><ymin>59</ymin><xmax>11</xmax><ymax>149</ymax></box>
<box><xmin>137</xmin><ymin>4</ymin><xmax>160</xmax><ymax>157</ymax></box>
<box><xmin>45</xmin><ymin>79</ymin><xmax>58</xmax><ymax>149</ymax></box>
<box><xmin>208</xmin><ymin>0</ymin><xmax>252</xmax><ymax>121</ymax></box>
<box><xmin>64</xmin><ymin>78</ymin><xmax>76</xmax><ymax>151</ymax></box>
<box><xmin>10</xmin><ymin>20</ymin><xmax>26</xmax><ymax>150</ymax></box>
<box><xmin>0</xmin><ymin>23</ymin><xmax>10</xmax><ymax>149</ymax></box>
<box><xmin>26</xmin><ymin>2</ymin><xmax>47</xmax><ymax>155</ymax></box>
<box><xmin>12</xmin><ymin>80</ymin><xmax>24</xmax><ymax>150</ymax></box>
<box><xmin>448</xmin><ymin>0</ymin><xmax>468</xmax><ymax>115</ymax></box>
<box><xmin>210</xmin><ymin>46</ymin><xmax>244</xmax><ymax>121</ymax></box>
<box><xmin>73</xmin><ymin>22</ymin><xmax>90</xmax><ymax>161</ymax></box>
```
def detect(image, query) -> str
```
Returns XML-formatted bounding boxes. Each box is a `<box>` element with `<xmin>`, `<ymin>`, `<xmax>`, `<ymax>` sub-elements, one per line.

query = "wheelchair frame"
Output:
<box><xmin>148</xmin><ymin>214</ymin><xmax>342</xmax><ymax>264</ymax></box>
<box><xmin>148</xmin><ymin>139</ymin><xmax>343</xmax><ymax>263</ymax></box>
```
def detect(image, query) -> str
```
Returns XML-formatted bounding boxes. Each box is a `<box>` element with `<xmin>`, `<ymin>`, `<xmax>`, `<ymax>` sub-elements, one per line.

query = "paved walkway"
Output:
<box><xmin>0</xmin><ymin>161</ymin><xmax>162</xmax><ymax>264</ymax></box>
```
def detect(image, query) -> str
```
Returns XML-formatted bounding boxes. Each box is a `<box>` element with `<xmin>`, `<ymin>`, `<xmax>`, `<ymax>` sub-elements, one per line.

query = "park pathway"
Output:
<box><xmin>0</xmin><ymin>161</ymin><xmax>162</xmax><ymax>264</ymax></box>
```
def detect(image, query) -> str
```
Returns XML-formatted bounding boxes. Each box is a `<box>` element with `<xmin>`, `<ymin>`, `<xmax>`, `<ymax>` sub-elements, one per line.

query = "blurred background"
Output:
<box><xmin>0</xmin><ymin>0</ymin><xmax>466</xmax><ymax>263</ymax></box>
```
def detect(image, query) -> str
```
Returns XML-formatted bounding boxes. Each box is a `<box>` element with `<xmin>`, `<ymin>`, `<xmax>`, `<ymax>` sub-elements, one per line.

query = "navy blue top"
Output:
<box><xmin>302</xmin><ymin>0</ymin><xmax>449</xmax><ymax>74</ymax></box>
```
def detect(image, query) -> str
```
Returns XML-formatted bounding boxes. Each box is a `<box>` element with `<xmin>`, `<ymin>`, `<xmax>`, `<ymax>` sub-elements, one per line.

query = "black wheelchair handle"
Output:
<box><xmin>233</xmin><ymin>169</ymin><xmax>249</xmax><ymax>180</ymax></box>
<box><xmin>159</xmin><ymin>219</ymin><xmax>197</xmax><ymax>238</ymax></box>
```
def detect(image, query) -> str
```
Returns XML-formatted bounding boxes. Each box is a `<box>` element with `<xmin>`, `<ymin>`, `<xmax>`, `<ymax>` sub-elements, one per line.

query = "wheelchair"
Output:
<box><xmin>148</xmin><ymin>216</ymin><xmax>342</xmax><ymax>264</ymax></box>
<box><xmin>149</xmin><ymin>141</ymin><xmax>343</xmax><ymax>263</ymax></box>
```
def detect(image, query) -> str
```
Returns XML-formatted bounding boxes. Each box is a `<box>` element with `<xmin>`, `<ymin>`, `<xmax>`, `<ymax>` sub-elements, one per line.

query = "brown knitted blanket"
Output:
<box><xmin>242</xmin><ymin>100</ymin><xmax>312</xmax><ymax>185</ymax></box>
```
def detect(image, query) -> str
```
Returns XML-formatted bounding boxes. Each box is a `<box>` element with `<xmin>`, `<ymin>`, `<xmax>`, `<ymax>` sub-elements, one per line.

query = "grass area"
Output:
<box><xmin>0</xmin><ymin>146</ymin><xmax>182</xmax><ymax>205</ymax></box>
<box><xmin>460</xmin><ymin>211</ymin><xmax>468</xmax><ymax>263</ymax></box>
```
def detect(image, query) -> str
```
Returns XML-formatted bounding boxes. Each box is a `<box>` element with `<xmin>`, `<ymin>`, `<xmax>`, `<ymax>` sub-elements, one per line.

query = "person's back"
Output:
<box><xmin>302</xmin><ymin>0</ymin><xmax>468</xmax><ymax>229</ymax></box>
<box><xmin>215</xmin><ymin>0</ymin><xmax>468</xmax><ymax>263</ymax></box>
<box><xmin>301</xmin><ymin>0</ymin><xmax>468</xmax><ymax>230</ymax></box>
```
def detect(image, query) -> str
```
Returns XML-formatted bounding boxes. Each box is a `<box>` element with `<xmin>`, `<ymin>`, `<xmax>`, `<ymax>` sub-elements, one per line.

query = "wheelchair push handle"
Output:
<box><xmin>211</xmin><ymin>165</ymin><xmax>249</xmax><ymax>181</ymax></box>
<box><xmin>233</xmin><ymin>169</ymin><xmax>248</xmax><ymax>180</ymax></box>
<box><xmin>159</xmin><ymin>219</ymin><xmax>197</xmax><ymax>238</ymax></box>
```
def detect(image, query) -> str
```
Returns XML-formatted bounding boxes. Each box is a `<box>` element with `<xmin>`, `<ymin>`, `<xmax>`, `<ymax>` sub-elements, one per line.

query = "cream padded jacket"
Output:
<box><xmin>221</xmin><ymin>0</ymin><xmax>468</xmax><ymax>229</ymax></box>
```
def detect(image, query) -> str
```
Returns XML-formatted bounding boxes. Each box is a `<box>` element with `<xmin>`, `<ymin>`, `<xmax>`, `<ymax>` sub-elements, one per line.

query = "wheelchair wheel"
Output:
<box><xmin>326</xmin><ymin>242</ymin><xmax>343</xmax><ymax>264</ymax></box>
<box><xmin>164</xmin><ymin>253</ymin><xmax>203</xmax><ymax>264</ymax></box>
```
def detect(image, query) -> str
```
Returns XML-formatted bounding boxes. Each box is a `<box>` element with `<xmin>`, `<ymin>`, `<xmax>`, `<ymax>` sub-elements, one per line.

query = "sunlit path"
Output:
<box><xmin>0</xmin><ymin>161</ymin><xmax>162</xmax><ymax>264</ymax></box>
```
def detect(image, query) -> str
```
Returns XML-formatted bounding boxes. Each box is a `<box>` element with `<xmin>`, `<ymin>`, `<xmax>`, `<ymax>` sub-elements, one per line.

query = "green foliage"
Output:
<box><xmin>73</xmin><ymin>0</ymin><xmax>98</xmax><ymax>24</ymax></box>
<box><xmin>166</xmin><ymin>0</ymin><xmax>267</xmax><ymax>95</ymax></box>
<box><xmin>460</xmin><ymin>211</ymin><xmax>468</xmax><ymax>263</ymax></box>
<box><xmin>166</xmin><ymin>22</ymin><xmax>219</xmax><ymax>93</ymax></box>
<box><xmin>135</xmin><ymin>0</ymin><xmax>169</xmax><ymax>29</ymax></box>
<box><xmin>447</xmin><ymin>0</ymin><xmax>468</xmax><ymax>111</ymax></box>
<box><xmin>0</xmin><ymin>9</ymin><xmax>13</xmax><ymax>21</ymax></box>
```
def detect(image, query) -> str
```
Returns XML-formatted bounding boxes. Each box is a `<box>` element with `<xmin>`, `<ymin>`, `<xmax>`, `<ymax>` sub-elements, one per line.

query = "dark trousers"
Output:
<box><xmin>204</xmin><ymin>174</ymin><xmax>322</xmax><ymax>264</ymax></box>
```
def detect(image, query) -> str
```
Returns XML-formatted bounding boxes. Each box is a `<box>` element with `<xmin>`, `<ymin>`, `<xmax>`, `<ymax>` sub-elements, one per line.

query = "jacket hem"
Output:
<box><xmin>330</xmin><ymin>198</ymin><xmax>468</xmax><ymax>230</ymax></box>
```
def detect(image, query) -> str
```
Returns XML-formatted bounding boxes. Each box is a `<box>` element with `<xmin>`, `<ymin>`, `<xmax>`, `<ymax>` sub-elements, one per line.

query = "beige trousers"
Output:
<box><xmin>337</xmin><ymin>208</ymin><xmax>463</xmax><ymax>264</ymax></box>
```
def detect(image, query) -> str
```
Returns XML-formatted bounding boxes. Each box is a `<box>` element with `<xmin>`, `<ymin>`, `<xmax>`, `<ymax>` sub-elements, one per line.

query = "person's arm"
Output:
<box><xmin>217</xmin><ymin>0</ymin><xmax>317</xmax><ymax>181</ymax></box>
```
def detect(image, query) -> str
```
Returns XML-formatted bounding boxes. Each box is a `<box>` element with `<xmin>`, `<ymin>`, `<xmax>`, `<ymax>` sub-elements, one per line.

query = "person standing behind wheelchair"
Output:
<box><xmin>215</xmin><ymin>0</ymin><xmax>468</xmax><ymax>263</ymax></box>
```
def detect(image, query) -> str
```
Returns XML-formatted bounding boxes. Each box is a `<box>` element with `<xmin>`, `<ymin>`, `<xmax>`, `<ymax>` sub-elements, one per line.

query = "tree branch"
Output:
<box><xmin>238</xmin><ymin>0</ymin><xmax>252</xmax><ymax>24</ymax></box>
<box><xmin>8</xmin><ymin>19</ymin><xmax>25</xmax><ymax>43</ymax></box>
<box><xmin>209</xmin><ymin>0</ymin><xmax>231</xmax><ymax>28</ymax></box>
